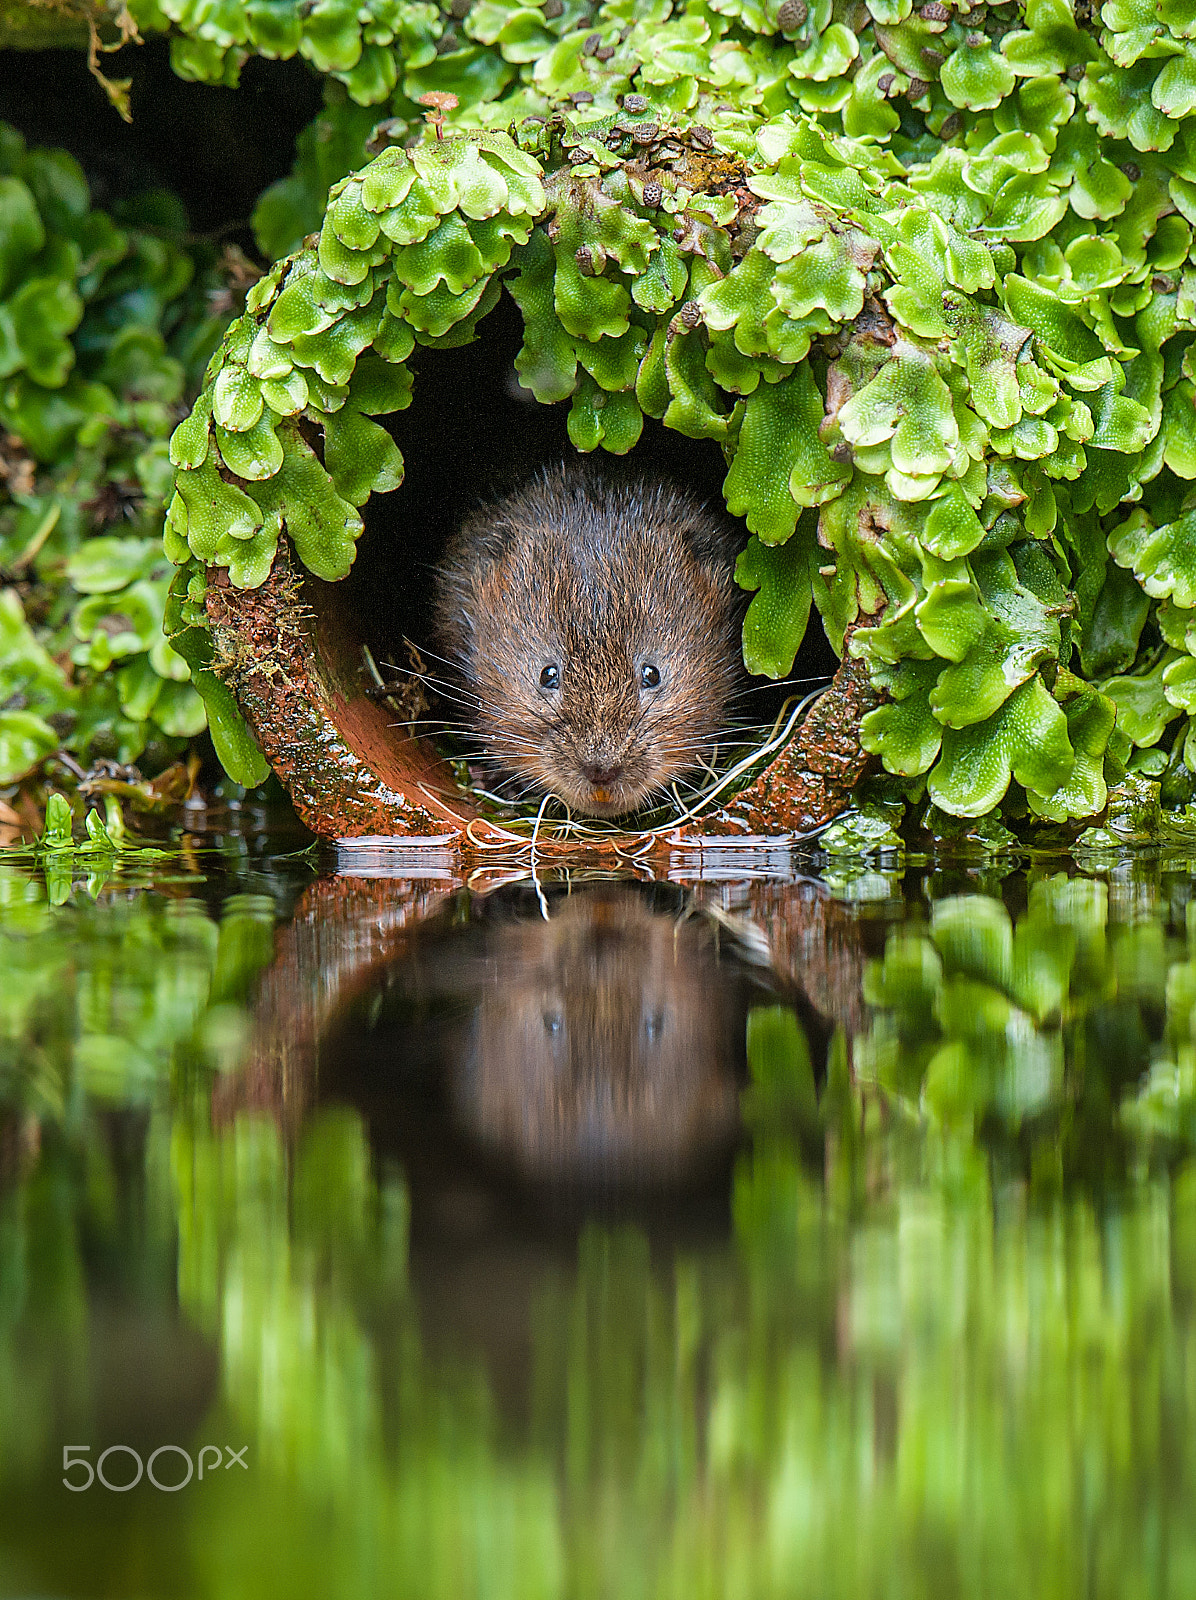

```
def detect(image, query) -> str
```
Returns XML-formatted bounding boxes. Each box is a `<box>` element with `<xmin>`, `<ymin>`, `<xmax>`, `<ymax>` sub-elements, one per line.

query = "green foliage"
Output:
<box><xmin>253</xmin><ymin>89</ymin><xmax>394</xmax><ymax>261</ymax></box>
<box><xmin>129</xmin><ymin>0</ymin><xmax>446</xmax><ymax>106</ymax></box>
<box><xmin>735</xmin><ymin>519</ymin><xmax>818</xmax><ymax>677</ymax></box>
<box><xmin>168</xmin><ymin>132</ymin><xmax>541</xmax><ymax>589</ymax></box>
<box><xmin>162</xmin><ymin>567</ymin><xmax>271</xmax><ymax>787</ymax></box>
<box><xmin>0</xmin><ymin>122</ymin><xmax>243</xmax><ymax>787</ymax></box>
<box><xmin>115</xmin><ymin>0</ymin><xmax>1196</xmax><ymax>822</ymax></box>
<box><xmin>820</xmin><ymin>803</ymin><xmax>905</xmax><ymax>854</ymax></box>
<box><xmin>0</xmin><ymin>861</ymin><xmax>276</xmax><ymax>1107</ymax></box>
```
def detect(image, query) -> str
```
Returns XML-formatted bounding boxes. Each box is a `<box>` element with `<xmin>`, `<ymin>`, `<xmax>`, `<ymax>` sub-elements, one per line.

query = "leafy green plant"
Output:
<box><xmin>128</xmin><ymin>0</ymin><xmax>449</xmax><ymax>106</ymax></box>
<box><xmin>9</xmin><ymin>0</ymin><xmax>1196</xmax><ymax>826</ymax></box>
<box><xmin>0</xmin><ymin>120</ymin><xmax>244</xmax><ymax>796</ymax></box>
<box><xmin>166</xmin><ymin>51</ymin><xmax>1192</xmax><ymax>822</ymax></box>
<box><xmin>0</xmin><ymin>859</ymin><xmax>276</xmax><ymax>1116</ymax></box>
<box><xmin>856</xmin><ymin>871</ymin><xmax>1196</xmax><ymax>1142</ymax></box>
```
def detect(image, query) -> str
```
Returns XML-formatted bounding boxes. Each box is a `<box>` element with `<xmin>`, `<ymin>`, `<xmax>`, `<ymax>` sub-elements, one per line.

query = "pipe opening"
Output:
<box><xmin>302</xmin><ymin>293</ymin><xmax>838</xmax><ymax>828</ymax></box>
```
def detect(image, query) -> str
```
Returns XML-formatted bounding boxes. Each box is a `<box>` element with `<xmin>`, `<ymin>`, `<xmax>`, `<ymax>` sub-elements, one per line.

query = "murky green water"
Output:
<box><xmin>4</xmin><ymin>820</ymin><xmax>1196</xmax><ymax>1599</ymax></box>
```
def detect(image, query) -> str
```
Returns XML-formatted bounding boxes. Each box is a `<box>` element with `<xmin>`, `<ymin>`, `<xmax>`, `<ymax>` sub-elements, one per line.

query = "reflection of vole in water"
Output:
<box><xmin>449</xmin><ymin>888</ymin><xmax>742</xmax><ymax>1185</ymax></box>
<box><xmin>431</xmin><ymin>464</ymin><xmax>745</xmax><ymax>817</ymax></box>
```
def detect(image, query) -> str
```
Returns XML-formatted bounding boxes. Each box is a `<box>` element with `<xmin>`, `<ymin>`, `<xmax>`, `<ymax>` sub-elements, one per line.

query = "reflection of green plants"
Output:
<box><xmin>157</xmin><ymin>0</ymin><xmax>1196</xmax><ymax>824</ymax></box>
<box><xmin>0</xmin><ymin>864</ymin><xmax>276</xmax><ymax>1118</ymax></box>
<box><xmin>0</xmin><ymin>121</ymin><xmax>241</xmax><ymax>796</ymax></box>
<box><xmin>6</xmin><ymin>867</ymin><xmax>1196</xmax><ymax>1590</ymax></box>
<box><xmin>858</xmin><ymin>872</ymin><xmax>1196</xmax><ymax>1150</ymax></box>
<box><xmin>0</xmin><ymin>863</ymin><xmax>277</xmax><ymax>1510</ymax></box>
<box><xmin>8</xmin><ymin>791</ymin><xmax>175</xmax><ymax>904</ymax></box>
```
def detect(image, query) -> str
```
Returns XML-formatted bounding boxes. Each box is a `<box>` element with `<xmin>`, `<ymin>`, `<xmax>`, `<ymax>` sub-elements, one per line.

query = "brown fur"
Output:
<box><xmin>431</xmin><ymin>464</ymin><xmax>746</xmax><ymax>817</ymax></box>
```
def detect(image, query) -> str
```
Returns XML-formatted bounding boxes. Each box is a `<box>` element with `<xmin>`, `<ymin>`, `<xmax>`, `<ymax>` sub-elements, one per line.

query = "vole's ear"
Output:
<box><xmin>449</xmin><ymin>506</ymin><xmax>518</xmax><ymax>567</ymax></box>
<box><xmin>456</xmin><ymin>461</ymin><xmax>583</xmax><ymax>562</ymax></box>
<box><xmin>677</xmin><ymin>506</ymin><xmax>741</xmax><ymax>597</ymax></box>
<box><xmin>430</xmin><ymin>507</ymin><xmax>510</xmax><ymax>666</ymax></box>
<box><xmin>428</xmin><ymin>556</ymin><xmax>475</xmax><ymax>666</ymax></box>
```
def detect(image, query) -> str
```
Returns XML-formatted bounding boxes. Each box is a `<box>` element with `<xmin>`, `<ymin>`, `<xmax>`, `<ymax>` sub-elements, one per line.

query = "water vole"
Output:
<box><xmin>431</xmin><ymin>464</ymin><xmax>746</xmax><ymax>818</ymax></box>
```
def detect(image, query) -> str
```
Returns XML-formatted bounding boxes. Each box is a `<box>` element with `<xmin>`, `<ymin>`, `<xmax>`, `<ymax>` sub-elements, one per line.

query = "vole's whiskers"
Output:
<box><xmin>664</xmin><ymin>775</ymin><xmax>707</xmax><ymax>806</ymax></box>
<box><xmin>724</xmin><ymin>671</ymin><xmax>834</xmax><ymax>706</ymax></box>
<box><xmin>386</xmin><ymin>717</ymin><xmax>477</xmax><ymax>736</ymax></box>
<box><xmin>425</xmin><ymin>684</ymin><xmax>487</xmax><ymax>714</ymax></box>
<box><xmin>475</xmin><ymin>731</ymin><xmax>551</xmax><ymax>760</ymax></box>
<box><xmin>386</xmin><ymin>643</ymin><xmax>462</xmax><ymax>674</ymax></box>
<box><xmin>376</xmin><ymin>653</ymin><xmax>485</xmax><ymax>704</ymax></box>
<box><xmin>476</xmin><ymin>733</ymin><xmax>555</xmax><ymax>764</ymax></box>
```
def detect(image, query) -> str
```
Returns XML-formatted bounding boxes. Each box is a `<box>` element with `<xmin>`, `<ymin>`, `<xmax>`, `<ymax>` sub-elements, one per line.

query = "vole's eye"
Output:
<box><xmin>539</xmin><ymin>663</ymin><xmax>560</xmax><ymax>691</ymax></box>
<box><xmin>639</xmin><ymin>662</ymin><xmax>661</xmax><ymax>690</ymax></box>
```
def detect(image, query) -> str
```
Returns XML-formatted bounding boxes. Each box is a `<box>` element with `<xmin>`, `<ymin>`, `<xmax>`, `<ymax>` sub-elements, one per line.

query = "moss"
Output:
<box><xmin>9</xmin><ymin>0</ymin><xmax>1196</xmax><ymax>827</ymax></box>
<box><xmin>167</xmin><ymin>54</ymin><xmax>1193</xmax><ymax>822</ymax></box>
<box><xmin>0</xmin><ymin>121</ymin><xmax>243</xmax><ymax>795</ymax></box>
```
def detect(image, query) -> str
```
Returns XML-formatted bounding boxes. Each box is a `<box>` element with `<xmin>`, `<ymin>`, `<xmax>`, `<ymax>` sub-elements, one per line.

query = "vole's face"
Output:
<box><xmin>436</xmin><ymin>471</ymin><xmax>745</xmax><ymax>818</ymax></box>
<box><xmin>473</xmin><ymin>582</ymin><xmax>737</xmax><ymax>817</ymax></box>
<box><xmin>526</xmin><ymin>638</ymin><xmax>676</xmax><ymax>816</ymax></box>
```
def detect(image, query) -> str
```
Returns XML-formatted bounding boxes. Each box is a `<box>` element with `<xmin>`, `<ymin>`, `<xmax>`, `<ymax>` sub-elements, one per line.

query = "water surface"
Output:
<box><xmin>2</xmin><ymin>825</ymin><xmax>1196</xmax><ymax>1599</ymax></box>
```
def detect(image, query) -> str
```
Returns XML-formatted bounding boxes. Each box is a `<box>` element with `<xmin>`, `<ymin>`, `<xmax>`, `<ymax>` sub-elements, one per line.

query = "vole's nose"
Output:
<box><xmin>580</xmin><ymin>761</ymin><xmax>624</xmax><ymax>787</ymax></box>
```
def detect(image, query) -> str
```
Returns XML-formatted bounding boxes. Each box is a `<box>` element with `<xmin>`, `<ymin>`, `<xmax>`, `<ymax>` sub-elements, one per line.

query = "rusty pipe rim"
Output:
<box><xmin>206</xmin><ymin>540</ymin><xmax>879</xmax><ymax>850</ymax></box>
